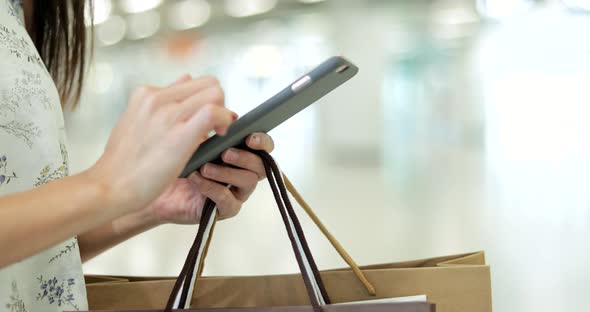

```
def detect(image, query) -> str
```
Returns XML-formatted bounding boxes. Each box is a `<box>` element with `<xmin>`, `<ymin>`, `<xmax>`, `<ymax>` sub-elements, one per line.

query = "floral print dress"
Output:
<box><xmin>0</xmin><ymin>0</ymin><xmax>88</xmax><ymax>311</ymax></box>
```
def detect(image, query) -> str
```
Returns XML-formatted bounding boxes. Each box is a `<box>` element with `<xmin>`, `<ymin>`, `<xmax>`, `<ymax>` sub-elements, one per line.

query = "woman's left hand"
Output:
<box><xmin>145</xmin><ymin>132</ymin><xmax>275</xmax><ymax>224</ymax></box>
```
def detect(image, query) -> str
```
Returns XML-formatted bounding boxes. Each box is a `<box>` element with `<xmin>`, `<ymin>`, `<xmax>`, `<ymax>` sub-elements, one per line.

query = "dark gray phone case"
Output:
<box><xmin>180</xmin><ymin>56</ymin><xmax>358</xmax><ymax>178</ymax></box>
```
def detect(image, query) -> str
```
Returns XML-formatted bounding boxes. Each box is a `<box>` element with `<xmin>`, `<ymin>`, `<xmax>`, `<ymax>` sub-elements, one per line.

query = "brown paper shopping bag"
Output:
<box><xmin>85</xmin><ymin>151</ymin><xmax>491</xmax><ymax>312</ymax></box>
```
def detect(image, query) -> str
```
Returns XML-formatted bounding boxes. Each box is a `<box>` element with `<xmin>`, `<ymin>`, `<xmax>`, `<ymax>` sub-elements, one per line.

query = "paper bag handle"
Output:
<box><xmin>166</xmin><ymin>152</ymin><xmax>329</xmax><ymax>312</ymax></box>
<box><xmin>282</xmin><ymin>175</ymin><xmax>377</xmax><ymax>296</ymax></box>
<box><xmin>195</xmin><ymin>170</ymin><xmax>377</xmax><ymax>296</ymax></box>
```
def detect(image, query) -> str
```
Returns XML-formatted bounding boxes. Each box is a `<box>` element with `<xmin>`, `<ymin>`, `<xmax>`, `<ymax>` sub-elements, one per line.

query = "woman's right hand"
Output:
<box><xmin>88</xmin><ymin>75</ymin><xmax>237</xmax><ymax>213</ymax></box>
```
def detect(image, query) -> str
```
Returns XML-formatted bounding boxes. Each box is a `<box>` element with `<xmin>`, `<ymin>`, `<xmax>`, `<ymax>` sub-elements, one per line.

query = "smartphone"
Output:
<box><xmin>180</xmin><ymin>56</ymin><xmax>358</xmax><ymax>178</ymax></box>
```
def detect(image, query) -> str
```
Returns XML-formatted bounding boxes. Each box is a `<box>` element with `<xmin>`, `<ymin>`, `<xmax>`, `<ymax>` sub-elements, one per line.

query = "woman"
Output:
<box><xmin>0</xmin><ymin>1</ymin><xmax>274</xmax><ymax>311</ymax></box>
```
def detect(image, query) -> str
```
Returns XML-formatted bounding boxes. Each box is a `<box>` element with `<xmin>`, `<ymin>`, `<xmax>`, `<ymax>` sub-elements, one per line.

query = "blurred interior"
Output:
<box><xmin>69</xmin><ymin>0</ymin><xmax>590</xmax><ymax>311</ymax></box>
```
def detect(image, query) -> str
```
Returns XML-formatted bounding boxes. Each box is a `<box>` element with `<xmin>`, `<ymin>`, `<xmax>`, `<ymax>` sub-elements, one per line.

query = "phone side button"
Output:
<box><xmin>291</xmin><ymin>75</ymin><xmax>312</xmax><ymax>92</ymax></box>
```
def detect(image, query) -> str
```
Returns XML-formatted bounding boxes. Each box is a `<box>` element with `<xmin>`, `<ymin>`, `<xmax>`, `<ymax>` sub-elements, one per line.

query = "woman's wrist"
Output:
<box><xmin>112</xmin><ymin>206</ymin><xmax>162</xmax><ymax>237</ymax></box>
<box><xmin>79</xmin><ymin>165</ymin><xmax>142</xmax><ymax>216</ymax></box>
<box><xmin>77</xmin><ymin>202</ymin><xmax>162</xmax><ymax>262</ymax></box>
<box><xmin>81</xmin><ymin>162</ymin><xmax>167</xmax><ymax>236</ymax></box>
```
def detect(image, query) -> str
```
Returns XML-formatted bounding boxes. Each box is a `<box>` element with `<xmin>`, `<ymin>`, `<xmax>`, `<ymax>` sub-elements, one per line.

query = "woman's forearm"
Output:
<box><xmin>78</xmin><ymin>208</ymin><xmax>161</xmax><ymax>262</ymax></box>
<box><xmin>0</xmin><ymin>170</ymin><xmax>132</xmax><ymax>268</ymax></box>
<box><xmin>0</xmin><ymin>76</ymin><xmax>233</xmax><ymax>269</ymax></box>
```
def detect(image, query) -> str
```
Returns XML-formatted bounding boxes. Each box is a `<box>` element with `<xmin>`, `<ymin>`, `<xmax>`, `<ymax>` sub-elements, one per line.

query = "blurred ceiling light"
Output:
<box><xmin>299</xmin><ymin>0</ymin><xmax>326</xmax><ymax>3</ymax></box>
<box><xmin>126</xmin><ymin>10</ymin><xmax>161</xmax><ymax>40</ymax></box>
<box><xmin>168</xmin><ymin>0</ymin><xmax>211</xmax><ymax>30</ymax></box>
<box><xmin>120</xmin><ymin>0</ymin><xmax>163</xmax><ymax>14</ymax></box>
<box><xmin>242</xmin><ymin>45</ymin><xmax>282</xmax><ymax>78</ymax></box>
<box><xmin>85</xmin><ymin>0</ymin><xmax>112</xmax><ymax>26</ymax></box>
<box><xmin>97</xmin><ymin>15</ymin><xmax>126</xmax><ymax>46</ymax></box>
<box><xmin>477</xmin><ymin>0</ymin><xmax>535</xmax><ymax>19</ymax></box>
<box><xmin>434</xmin><ymin>8</ymin><xmax>480</xmax><ymax>25</ymax></box>
<box><xmin>225</xmin><ymin>0</ymin><xmax>277</xmax><ymax>18</ymax></box>
<box><xmin>562</xmin><ymin>0</ymin><xmax>590</xmax><ymax>11</ymax></box>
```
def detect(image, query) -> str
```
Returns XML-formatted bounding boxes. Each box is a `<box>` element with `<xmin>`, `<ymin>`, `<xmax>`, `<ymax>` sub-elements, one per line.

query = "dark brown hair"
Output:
<box><xmin>30</xmin><ymin>0</ymin><xmax>93</xmax><ymax>109</ymax></box>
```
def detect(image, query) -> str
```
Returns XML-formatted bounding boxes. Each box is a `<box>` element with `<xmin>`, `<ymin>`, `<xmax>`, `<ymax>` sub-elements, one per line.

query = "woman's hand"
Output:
<box><xmin>145</xmin><ymin>132</ymin><xmax>275</xmax><ymax>224</ymax></box>
<box><xmin>89</xmin><ymin>75</ymin><xmax>237</xmax><ymax>213</ymax></box>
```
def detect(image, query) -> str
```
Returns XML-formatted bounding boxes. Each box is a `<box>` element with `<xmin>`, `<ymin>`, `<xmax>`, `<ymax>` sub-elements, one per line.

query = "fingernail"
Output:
<box><xmin>231</xmin><ymin>112</ymin><xmax>238</xmax><ymax>121</ymax></box>
<box><xmin>225</xmin><ymin>149</ymin><xmax>238</xmax><ymax>162</ymax></box>
<box><xmin>251</xmin><ymin>134</ymin><xmax>260</xmax><ymax>145</ymax></box>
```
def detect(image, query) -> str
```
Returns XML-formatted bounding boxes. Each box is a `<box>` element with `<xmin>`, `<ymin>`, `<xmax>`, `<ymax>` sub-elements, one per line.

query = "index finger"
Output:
<box><xmin>167</xmin><ymin>74</ymin><xmax>192</xmax><ymax>87</ymax></box>
<box><xmin>159</xmin><ymin>76</ymin><xmax>221</xmax><ymax>103</ymax></box>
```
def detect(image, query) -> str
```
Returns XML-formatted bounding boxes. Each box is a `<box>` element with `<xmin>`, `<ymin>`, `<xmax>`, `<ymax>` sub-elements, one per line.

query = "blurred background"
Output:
<box><xmin>69</xmin><ymin>0</ymin><xmax>590</xmax><ymax>311</ymax></box>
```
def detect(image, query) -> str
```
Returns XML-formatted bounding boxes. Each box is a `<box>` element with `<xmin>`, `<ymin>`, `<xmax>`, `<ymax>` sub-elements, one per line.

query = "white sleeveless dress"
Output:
<box><xmin>0</xmin><ymin>0</ymin><xmax>88</xmax><ymax>311</ymax></box>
